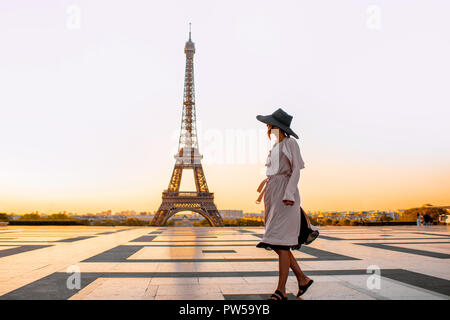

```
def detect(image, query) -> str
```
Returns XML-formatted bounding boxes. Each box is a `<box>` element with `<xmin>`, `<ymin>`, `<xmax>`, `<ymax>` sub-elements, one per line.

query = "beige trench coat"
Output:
<box><xmin>257</xmin><ymin>137</ymin><xmax>305</xmax><ymax>246</ymax></box>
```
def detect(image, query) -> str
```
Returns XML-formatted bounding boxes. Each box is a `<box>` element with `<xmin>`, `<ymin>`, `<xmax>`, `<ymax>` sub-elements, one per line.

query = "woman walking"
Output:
<box><xmin>255</xmin><ymin>108</ymin><xmax>314</xmax><ymax>301</ymax></box>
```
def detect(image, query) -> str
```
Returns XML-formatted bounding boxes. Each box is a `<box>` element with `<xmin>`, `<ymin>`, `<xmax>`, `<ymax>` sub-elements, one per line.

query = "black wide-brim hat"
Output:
<box><xmin>256</xmin><ymin>108</ymin><xmax>299</xmax><ymax>139</ymax></box>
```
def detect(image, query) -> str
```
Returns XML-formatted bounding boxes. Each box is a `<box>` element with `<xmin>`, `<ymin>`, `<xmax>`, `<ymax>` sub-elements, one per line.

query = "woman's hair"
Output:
<box><xmin>267</xmin><ymin>126</ymin><xmax>290</xmax><ymax>139</ymax></box>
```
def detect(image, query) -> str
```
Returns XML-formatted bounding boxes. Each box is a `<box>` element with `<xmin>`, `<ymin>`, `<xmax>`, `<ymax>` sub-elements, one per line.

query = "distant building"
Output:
<box><xmin>219</xmin><ymin>210</ymin><xmax>244</xmax><ymax>219</ymax></box>
<box><xmin>243</xmin><ymin>211</ymin><xmax>264</xmax><ymax>219</ymax></box>
<box><xmin>96</xmin><ymin>210</ymin><xmax>112</xmax><ymax>217</ymax></box>
<box><xmin>115</xmin><ymin>210</ymin><xmax>136</xmax><ymax>216</ymax></box>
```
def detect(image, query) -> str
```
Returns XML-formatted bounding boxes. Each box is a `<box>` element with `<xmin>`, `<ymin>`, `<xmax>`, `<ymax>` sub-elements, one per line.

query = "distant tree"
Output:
<box><xmin>18</xmin><ymin>213</ymin><xmax>42</xmax><ymax>221</ymax></box>
<box><xmin>238</xmin><ymin>218</ymin><xmax>263</xmax><ymax>226</ymax></box>
<box><xmin>48</xmin><ymin>213</ymin><xmax>71</xmax><ymax>220</ymax></box>
<box><xmin>402</xmin><ymin>206</ymin><xmax>445</xmax><ymax>222</ymax></box>
<box><xmin>198</xmin><ymin>219</ymin><xmax>211</xmax><ymax>226</ymax></box>
<box><xmin>77</xmin><ymin>219</ymin><xmax>91</xmax><ymax>226</ymax></box>
<box><xmin>222</xmin><ymin>219</ymin><xmax>235</xmax><ymax>226</ymax></box>
<box><xmin>0</xmin><ymin>213</ymin><xmax>9</xmax><ymax>221</ymax></box>
<box><xmin>309</xmin><ymin>217</ymin><xmax>318</xmax><ymax>226</ymax></box>
<box><xmin>100</xmin><ymin>219</ymin><xmax>121</xmax><ymax>226</ymax></box>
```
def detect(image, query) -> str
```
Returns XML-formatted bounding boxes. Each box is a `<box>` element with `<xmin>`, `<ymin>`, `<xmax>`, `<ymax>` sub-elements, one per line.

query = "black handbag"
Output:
<box><xmin>297</xmin><ymin>207</ymin><xmax>319</xmax><ymax>248</ymax></box>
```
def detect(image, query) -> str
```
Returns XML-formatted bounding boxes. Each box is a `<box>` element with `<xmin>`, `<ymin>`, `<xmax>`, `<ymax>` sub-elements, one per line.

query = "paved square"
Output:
<box><xmin>0</xmin><ymin>226</ymin><xmax>449</xmax><ymax>300</ymax></box>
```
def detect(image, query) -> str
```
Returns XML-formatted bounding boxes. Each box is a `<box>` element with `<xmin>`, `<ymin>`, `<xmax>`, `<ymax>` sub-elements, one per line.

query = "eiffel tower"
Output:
<box><xmin>151</xmin><ymin>25</ymin><xmax>224</xmax><ymax>227</ymax></box>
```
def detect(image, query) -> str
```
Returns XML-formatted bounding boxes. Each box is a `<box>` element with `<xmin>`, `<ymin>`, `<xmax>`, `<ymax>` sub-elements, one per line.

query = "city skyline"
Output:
<box><xmin>1</xmin><ymin>205</ymin><xmax>441</xmax><ymax>216</ymax></box>
<box><xmin>1</xmin><ymin>1</ymin><xmax>449</xmax><ymax>215</ymax></box>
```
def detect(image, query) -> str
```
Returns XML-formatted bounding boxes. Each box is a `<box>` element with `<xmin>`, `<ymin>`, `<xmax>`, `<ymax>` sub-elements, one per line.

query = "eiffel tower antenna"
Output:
<box><xmin>151</xmin><ymin>28</ymin><xmax>224</xmax><ymax>227</ymax></box>
<box><xmin>189</xmin><ymin>22</ymin><xmax>191</xmax><ymax>41</ymax></box>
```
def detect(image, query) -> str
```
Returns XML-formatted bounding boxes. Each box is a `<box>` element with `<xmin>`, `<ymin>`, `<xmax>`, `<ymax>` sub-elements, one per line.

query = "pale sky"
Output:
<box><xmin>0</xmin><ymin>0</ymin><xmax>449</xmax><ymax>214</ymax></box>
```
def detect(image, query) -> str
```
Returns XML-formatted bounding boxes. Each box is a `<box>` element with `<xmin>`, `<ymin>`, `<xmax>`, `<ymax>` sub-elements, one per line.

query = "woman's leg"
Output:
<box><xmin>270</xmin><ymin>249</ymin><xmax>290</xmax><ymax>298</ymax></box>
<box><xmin>289</xmin><ymin>251</ymin><xmax>311</xmax><ymax>286</ymax></box>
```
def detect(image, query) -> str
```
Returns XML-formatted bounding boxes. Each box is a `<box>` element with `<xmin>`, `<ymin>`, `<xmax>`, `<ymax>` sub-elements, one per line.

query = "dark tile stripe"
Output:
<box><xmin>0</xmin><ymin>245</ymin><xmax>52</xmax><ymax>258</ymax></box>
<box><xmin>415</xmin><ymin>232</ymin><xmax>450</xmax><ymax>238</ymax></box>
<box><xmin>2</xmin><ymin>240</ymin><xmax>55</xmax><ymax>246</ymax></box>
<box><xmin>315</xmin><ymin>235</ymin><xmax>342</xmax><ymax>240</ymax></box>
<box><xmin>300</xmin><ymin>246</ymin><xmax>359</xmax><ymax>261</ymax></box>
<box><xmin>382</xmin><ymin>269</ymin><xmax>450</xmax><ymax>296</ymax></box>
<box><xmin>0</xmin><ymin>241</ymin><xmax>55</xmax><ymax>243</ymax></box>
<box><xmin>357</xmin><ymin>243</ymin><xmax>450</xmax><ymax>259</ymax></box>
<box><xmin>82</xmin><ymin>245</ymin><xmax>143</xmax><ymax>262</ymax></box>
<box><xmin>130</xmin><ymin>236</ymin><xmax>156</xmax><ymax>242</ymax></box>
<box><xmin>97</xmin><ymin>229</ymin><xmax>130</xmax><ymax>235</ymax></box>
<box><xmin>0</xmin><ymin>272</ymin><xmax>99</xmax><ymax>300</ymax></box>
<box><xmin>150</xmin><ymin>240</ymin><xmax>259</xmax><ymax>242</ymax></box>
<box><xmin>57</xmin><ymin>236</ymin><xmax>94</xmax><ymax>242</ymax></box>
<box><xmin>202</xmin><ymin>250</ymin><xmax>236</xmax><ymax>253</ymax></box>
<box><xmin>321</xmin><ymin>236</ymin><xmax>449</xmax><ymax>241</ymax></box>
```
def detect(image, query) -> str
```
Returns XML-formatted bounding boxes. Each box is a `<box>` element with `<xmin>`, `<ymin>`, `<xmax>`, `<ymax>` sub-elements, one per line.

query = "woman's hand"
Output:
<box><xmin>283</xmin><ymin>200</ymin><xmax>294</xmax><ymax>206</ymax></box>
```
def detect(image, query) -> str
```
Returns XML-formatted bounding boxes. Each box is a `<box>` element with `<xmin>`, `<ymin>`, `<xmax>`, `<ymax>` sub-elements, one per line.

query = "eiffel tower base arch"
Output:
<box><xmin>151</xmin><ymin>192</ymin><xmax>224</xmax><ymax>227</ymax></box>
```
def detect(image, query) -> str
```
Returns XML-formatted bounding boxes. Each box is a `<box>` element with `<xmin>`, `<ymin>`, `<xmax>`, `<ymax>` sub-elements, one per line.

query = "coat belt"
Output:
<box><xmin>255</xmin><ymin>173</ymin><xmax>291</xmax><ymax>204</ymax></box>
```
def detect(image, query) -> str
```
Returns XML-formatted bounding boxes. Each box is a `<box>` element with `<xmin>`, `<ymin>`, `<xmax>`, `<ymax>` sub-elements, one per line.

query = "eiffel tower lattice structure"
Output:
<box><xmin>151</xmin><ymin>26</ymin><xmax>224</xmax><ymax>227</ymax></box>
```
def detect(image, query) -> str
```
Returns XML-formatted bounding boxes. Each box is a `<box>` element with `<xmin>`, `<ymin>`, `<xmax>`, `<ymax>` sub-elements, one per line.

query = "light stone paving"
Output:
<box><xmin>0</xmin><ymin>225</ymin><xmax>449</xmax><ymax>300</ymax></box>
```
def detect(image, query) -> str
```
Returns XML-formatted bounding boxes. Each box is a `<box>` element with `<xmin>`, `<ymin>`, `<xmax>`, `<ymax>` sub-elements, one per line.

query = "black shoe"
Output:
<box><xmin>268</xmin><ymin>289</ymin><xmax>287</xmax><ymax>301</ymax></box>
<box><xmin>305</xmin><ymin>230</ymin><xmax>319</xmax><ymax>245</ymax></box>
<box><xmin>297</xmin><ymin>279</ymin><xmax>314</xmax><ymax>297</ymax></box>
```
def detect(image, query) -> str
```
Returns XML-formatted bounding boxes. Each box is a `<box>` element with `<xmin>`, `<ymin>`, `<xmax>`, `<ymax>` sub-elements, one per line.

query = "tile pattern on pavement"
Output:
<box><xmin>0</xmin><ymin>225</ymin><xmax>449</xmax><ymax>300</ymax></box>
